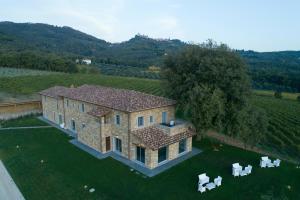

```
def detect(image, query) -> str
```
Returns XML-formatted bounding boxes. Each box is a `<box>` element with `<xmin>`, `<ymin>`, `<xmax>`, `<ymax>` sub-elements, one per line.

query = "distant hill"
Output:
<box><xmin>0</xmin><ymin>21</ymin><xmax>299</xmax><ymax>91</ymax></box>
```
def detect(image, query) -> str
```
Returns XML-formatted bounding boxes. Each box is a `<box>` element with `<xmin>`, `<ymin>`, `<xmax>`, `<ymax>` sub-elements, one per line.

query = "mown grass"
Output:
<box><xmin>0</xmin><ymin>114</ymin><xmax>47</xmax><ymax>128</ymax></box>
<box><xmin>0</xmin><ymin>124</ymin><xmax>299</xmax><ymax>200</ymax></box>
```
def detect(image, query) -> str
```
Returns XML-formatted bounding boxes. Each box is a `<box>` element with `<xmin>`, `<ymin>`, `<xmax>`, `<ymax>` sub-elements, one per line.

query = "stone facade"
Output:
<box><xmin>41</xmin><ymin>93</ymin><xmax>194</xmax><ymax>170</ymax></box>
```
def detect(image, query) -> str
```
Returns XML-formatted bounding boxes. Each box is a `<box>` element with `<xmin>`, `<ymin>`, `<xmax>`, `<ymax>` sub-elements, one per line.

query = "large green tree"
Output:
<box><xmin>162</xmin><ymin>41</ymin><xmax>268</xmax><ymax>144</ymax></box>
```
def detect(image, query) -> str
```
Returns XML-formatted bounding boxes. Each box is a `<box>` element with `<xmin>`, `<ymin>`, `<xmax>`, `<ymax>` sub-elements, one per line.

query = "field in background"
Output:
<box><xmin>0</xmin><ymin>67</ymin><xmax>63</xmax><ymax>77</ymax></box>
<box><xmin>0</xmin><ymin>74</ymin><xmax>299</xmax><ymax>161</ymax></box>
<box><xmin>254</xmin><ymin>90</ymin><xmax>300</xmax><ymax>100</ymax></box>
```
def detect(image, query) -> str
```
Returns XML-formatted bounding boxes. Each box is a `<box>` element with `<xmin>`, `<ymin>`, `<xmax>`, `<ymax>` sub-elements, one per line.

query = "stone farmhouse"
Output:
<box><xmin>39</xmin><ymin>85</ymin><xmax>195</xmax><ymax>169</ymax></box>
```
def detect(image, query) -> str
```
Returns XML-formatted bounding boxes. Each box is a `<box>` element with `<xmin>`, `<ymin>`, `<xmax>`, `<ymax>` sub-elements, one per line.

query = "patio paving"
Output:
<box><xmin>70</xmin><ymin>138</ymin><xmax>201</xmax><ymax>177</ymax></box>
<box><xmin>38</xmin><ymin>116</ymin><xmax>202</xmax><ymax>177</ymax></box>
<box><xmin>0</xmin><ymin>160</ymin><xmax>25</xmax><ymax>200</ymax></box>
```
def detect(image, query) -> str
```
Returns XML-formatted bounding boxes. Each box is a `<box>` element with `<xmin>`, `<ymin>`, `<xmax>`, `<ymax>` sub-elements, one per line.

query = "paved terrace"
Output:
<box><xmin>0</xmin><ymin>160</ymin><xmax>25</xmax><ymax>200</ymax></box>
<box><xmin>38</xmin><ymin>117</ymin><xmax>202</xmax><ymax>177</ymax></box>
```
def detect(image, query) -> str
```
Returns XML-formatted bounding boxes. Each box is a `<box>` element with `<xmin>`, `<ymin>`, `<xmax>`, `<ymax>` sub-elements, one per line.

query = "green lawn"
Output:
<box><xmin>0</xmin><ymin>115</ymin><xmax>48</xmax><ymax>128</ymax></box>
<box><xmin>0</xmin><ymin>120</ymin><xmax>299</xmax><ymax>200</ymax></box>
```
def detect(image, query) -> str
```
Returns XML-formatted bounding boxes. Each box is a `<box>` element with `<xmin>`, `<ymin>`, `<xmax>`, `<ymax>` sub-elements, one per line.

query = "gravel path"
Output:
<box><xmin>0</xmin><ymin>160</ymin><xmax>25</xmax><ymax>200</ymax></box>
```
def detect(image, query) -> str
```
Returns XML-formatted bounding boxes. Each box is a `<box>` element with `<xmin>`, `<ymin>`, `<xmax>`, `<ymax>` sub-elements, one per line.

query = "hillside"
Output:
<box><xmin>0</xmin><ymin>21</ymin><xmax>300</xmax><ymax>91</ymax></box>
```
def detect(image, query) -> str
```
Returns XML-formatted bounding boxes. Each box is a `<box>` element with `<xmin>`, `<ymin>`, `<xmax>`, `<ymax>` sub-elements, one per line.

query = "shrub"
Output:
<box><xmin>274</xmin><ymin>91</ymin><xmax>282</xmax><ymax>99</ymax></box>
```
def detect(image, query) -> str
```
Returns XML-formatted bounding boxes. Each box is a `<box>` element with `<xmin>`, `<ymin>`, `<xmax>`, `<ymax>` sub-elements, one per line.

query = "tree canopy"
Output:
<box><xmin>162</xmin><ymin>42</ymin><xmax>268</xmax><ymax>145</ymax></box>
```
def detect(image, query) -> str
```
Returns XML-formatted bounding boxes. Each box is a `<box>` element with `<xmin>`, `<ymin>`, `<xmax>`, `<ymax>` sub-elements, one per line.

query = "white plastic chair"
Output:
<box><xmin>273</xmin><ymin>159</ymin><xmax>281</xmax><ymax>167</ymax></box>
<box><xmin>260</xmin><ymin>156</ymin><xmax>271</xmax><ymax>168</ymax></box>
<box><xmin>206</xmin><ymin>182</ymin><xmax>216</xmax><ymax>190</ymax></box>
<box><xmin>214</xmin><ymin>176</ymin><xmax>222</xmax><ymax>187</ymax></box>
<box><xmin>267</xmin><ymin>162</ymin><xmax>274</xmax><ymax>168</ymax></box>
<box><xmin>245</xmin><ymin>165</ymin><xmax>252</xmax><ymax>174</ymax></box>
<box><xmin>232</xmin><ymin>163</ymin><xmax>242</xmax><ymax>177</ymax></box>
<box><xmin>198</xmin><ymin>173</ymin><xmax>210</xmax><ymax>185</ymax></box>
<box><xmin>198</xmin><ymin>184</ymin><xmax>206</xmax><ymax>193</ymax></box>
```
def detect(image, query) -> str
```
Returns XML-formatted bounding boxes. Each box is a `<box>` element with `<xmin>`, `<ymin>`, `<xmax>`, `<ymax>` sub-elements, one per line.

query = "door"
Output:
<box><xmin>162</xmin><ymin>111</ymin><xmax>167</xmax><ymax>124</ymax></box>
<box><xmin>71</xmin><ymin>119</ymin><xmax>76</xmax><ymax>132</ymax></box>
<box><xmin>114</xmin><ymin>138</ymin><xmax>122</xmax><ymax>153</ymax></box>
<box><xmin>136</xmin><ymin>146</ymin><xmax>145</xmax><ymax>164</ymax></box>
<box><xmin>105</xmin><ymin>137</ymin><xmax>111</xmax><ymax>151</ymax></box>
<box><xmin>59</xmin><ymin>114</ymin><xmax>63</xmax><ymax>125</ymax></box>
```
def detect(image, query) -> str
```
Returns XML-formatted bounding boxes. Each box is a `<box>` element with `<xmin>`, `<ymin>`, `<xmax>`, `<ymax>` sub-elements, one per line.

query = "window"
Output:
<box><xmin>115</xmin><ymin>115</ymin><xmax>121</xmax><ymax>125</ymax></box>
<box><xmin>53</xmin><ymin>112</ymin><xmax>56</xmax><ymax>121</ymax></box>
<box><xmin>162</xmin><ymin>112</ymin><xmax>167</xmax><ymax>124</ymax></box>
<box><xmin>136</xmin><ymin>146</ymin><xmax>145</xmax><ymax>164</ymax></box>
<box><xmin>80</xmin><ymin>103</ymin><xmax>85</xmax><ymax>112</ymax></box>
<box><xmin>137</xmin><ymin>116</ymin><xmax>144</xmax><ymax>127</ymax></box>
<box><xmin>44</xmin><ymin>96</ymin><xmax>47</xmax><ymax>102</ymax></box>
<box><xmin>158</xmin><ymin>146</ymin><xmax>168</xmax><ymax>163</ymax></box>
<box><xmin>178</xmin><ymin>139</ymin><xmax>187</xmax><ymax>154</ymax></box>
<box><xmin>149</xmin><ymin>116</ymin><xmax>154</xmax><ymax>123</ymax></box>
<box><xmin>56</xmin><ymin>101</ymin><xmax>59</xmax><ymax>110</ymax></box>
<box><xmin>82</xmin><ymin>123</ymin><xmax>86</xmax><ymax>129</ymax></box>
<box><xmin>66</xmin><ymin>99</ymin><xmax>69</xmax><ymax>107</ymax></box>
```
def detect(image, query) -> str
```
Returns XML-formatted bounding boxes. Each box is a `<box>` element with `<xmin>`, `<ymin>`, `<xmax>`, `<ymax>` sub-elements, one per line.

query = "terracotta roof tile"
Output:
<box><xmin>39</xmin><ymin>86</ymin><xmax>70</xmax><ymax>98</ymax></box>
<box><xmin>87</xmin><ymin>106</ymin><xmax>111</xmax><ymax>117</ymax></box>
<box><xmin>39</xmin><ymin>84</ymin><xmax>176</xmax><ymax>112</ymax></box>
<box><xmin>131</xmin><ymin>126</ymin><xmax>195</xmax><ymax>150</ymax></box>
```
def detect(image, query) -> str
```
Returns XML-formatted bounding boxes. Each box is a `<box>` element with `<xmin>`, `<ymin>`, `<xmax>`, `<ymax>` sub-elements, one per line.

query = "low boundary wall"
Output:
<box><xmin>0</xmin><ymin>101</ymin><xmax>42</xmax><ymax>120</ymax></box>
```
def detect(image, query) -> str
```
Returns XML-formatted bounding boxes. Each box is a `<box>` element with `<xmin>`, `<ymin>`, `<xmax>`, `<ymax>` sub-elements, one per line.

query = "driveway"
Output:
<box><xmin>0</xmin><ymin>160</ymin><xmax>25</xmax><ymax>200</ymax></box>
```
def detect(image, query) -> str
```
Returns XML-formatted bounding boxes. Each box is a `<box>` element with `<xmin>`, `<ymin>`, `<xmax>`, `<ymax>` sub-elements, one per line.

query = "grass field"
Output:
<box><xmin>0</xmin><ymin>115</ymin><xmax>47</xmax><ymax>128</ymax></box>
<box><xmin>254</xmin><ymin>90</ymin><xmax>300</xmax><ymax>101</ymax></box>
<box><xmin>0</xmin><ymin>74</ymin><xmax>299</xmax><ymax>161</ymax></box>
<box><xmin>0</xmin><ymin>118</ymin><xmax>299</xmax><ymax>200</ymax></box>
<box><xmin>0</xmin><ymin>67</ymin><xmax>62</xmax><ymax>77</ymax></box>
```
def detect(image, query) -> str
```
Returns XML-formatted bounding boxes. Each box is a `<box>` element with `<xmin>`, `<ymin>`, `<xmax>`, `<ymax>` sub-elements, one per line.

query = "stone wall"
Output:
<box><xmin>41</xmin><ymin>96</ymin><xmax>64</xmax><ymax>124</ymax></box>
<box><xmin>0</xmin><ymin>101</ymin><xmax>41</xmax><ymax>120</ymax></box>
<box><xmin>129</xmin><ymin>106</ymin><xmax>175</xmax><ymax>131</ymax></box>
<box><xmin>63</xmin><ymin>98</ymin><xmax>101</xmax><ymax>152</ymax></box>
<box><xmin>41</xmin><ymin>94</ymin><xmax>194</xmax><ymax>170</ymax></box>
<box><xmin>146</xmin><ymin>136</ymin><xmax>193</xmax><ymax>169</ymax></box>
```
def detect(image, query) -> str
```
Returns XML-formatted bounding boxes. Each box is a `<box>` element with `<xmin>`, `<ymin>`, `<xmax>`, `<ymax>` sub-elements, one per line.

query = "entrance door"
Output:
<box><xmin>114</xmin><ymin>138</ymin><xmax>122</xmax><ymax>153</ymax></box>
<box><xmin>59</xmin><ymin>114</ymin><xmax>63</xmax><ymax>125</ymax></box>
<box><xmin>136</xmin><ymin>146</ymin><xmax>145</xmax><ymax>164</ymax></box>
<box><xmin>71</xmin><ymin>119</ymin><xmax>76</xmax><ymax>132</ymax></box>
<box><xmin>105</xmin><ymin>137</ymin><xmax>111</xmax><ymax>151</ymax></box>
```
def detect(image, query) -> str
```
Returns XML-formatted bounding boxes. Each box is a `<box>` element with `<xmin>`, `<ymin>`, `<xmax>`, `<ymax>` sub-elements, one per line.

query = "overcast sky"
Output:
<box><xmin>1</xmin><ymin>0</ymin><xmax>299</xmax><ymax>51</ymax></box>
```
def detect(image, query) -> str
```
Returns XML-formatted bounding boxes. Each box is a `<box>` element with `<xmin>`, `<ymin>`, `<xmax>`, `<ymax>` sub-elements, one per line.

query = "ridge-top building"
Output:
<box><xmin>39</xmin><ymin>85</ymin><xmax>195</xmax><ymax>169</ymax></box>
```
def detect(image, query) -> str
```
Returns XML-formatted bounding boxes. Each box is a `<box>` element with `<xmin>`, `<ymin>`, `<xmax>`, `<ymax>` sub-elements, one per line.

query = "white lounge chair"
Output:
<box><xmin>273</xmin><ymin>159</ymin><xmax>281</xmax><ymax>167</ymax></box>
<box><xmin>214</xmin><ymin>176</ymin><xmax>222</xmax><ymax>187</ymax></box>
<box><xmin>232</xmin><ymin>163</ymin><xmax>242</xmax><ymax>177</ymax></box>
<box><xmin>260</xmin><ymin>156</ymin><xmax>271</xmax><ymax>168</ymax></box>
